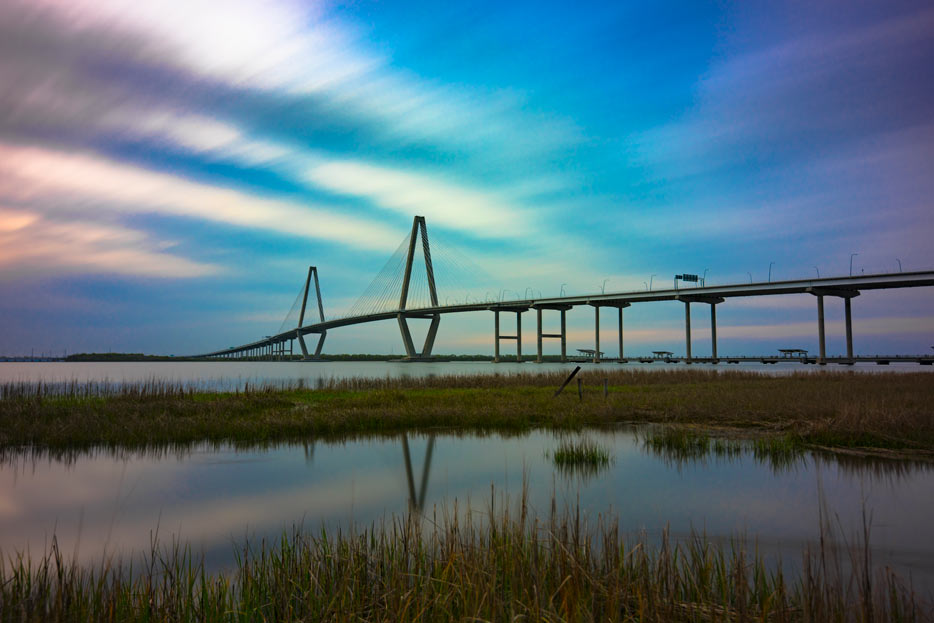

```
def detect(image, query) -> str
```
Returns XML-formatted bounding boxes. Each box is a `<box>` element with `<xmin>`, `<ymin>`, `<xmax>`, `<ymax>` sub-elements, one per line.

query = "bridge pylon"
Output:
<box><xmin>397</xmin><ymin>216</ymin><xmax>441</xmax><ymax>360</ymax></box>
<box><xmin>296</xmin><ymin>266</ymin><xmax>327</xmax><ymax>360</ymax></box>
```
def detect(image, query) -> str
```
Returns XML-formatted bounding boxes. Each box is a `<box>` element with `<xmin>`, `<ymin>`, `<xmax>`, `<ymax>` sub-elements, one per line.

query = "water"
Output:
<box><xmin>2</xmin><ymin>428</ymin><xmax>933</xmax><ymax>592</ymax></box>
<box><xmin>2</xmin><ymin>361</ymin><xmax>932</xmax><ymax>592</ymax></box>
<box><xmin>1</xmin><ymin>359</ymin><xmax>930</xmax><ymax>392</ymax></box>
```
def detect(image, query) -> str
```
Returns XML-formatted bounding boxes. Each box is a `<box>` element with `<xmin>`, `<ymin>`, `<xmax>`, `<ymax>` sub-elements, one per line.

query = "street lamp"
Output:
<box><xmin>560</xmin><ymin>283</ymin><xmax>567</xmax><ymax>297</ymax></box>
<box><xmin>600</xmin><ymin>279</ymin><xmax>608</xmax><ymax>294</ymax></box>
<box><xmin>768</xmin><ymin>262</ymin><xmax>775</xmax><ymax>282</ymax></box>
<box><xmin>747</xmin><ymin>272</ymin><xmax>753</xmax><ymax>283</ymax></box>
<box><xmin>849</xmin><ymin>253</ymin><xmax>859</xmax><ymax>276</ymax></box>
<box><xmin>702</xmin><ymin>268</ymin><xmax>709</xmax><ymax>286</ymax></box>
<box><xmin>813</xmin><ymin>266</ymin><xmax>820</xmax><ymax>278</ymax></box>
<box><xmin>643</xmin><ymin>281</ymin><xmax>649</xmax><ymax>291</ymax></box>
<box><xmin>896</xmin><ymin>258</ymin><xmax>903</xmax><ymax>272</ymax></box>
<box><xmin>650</xmin><ymin>274</ymin><xmax>656</xmax><ymax>290</ymax></box>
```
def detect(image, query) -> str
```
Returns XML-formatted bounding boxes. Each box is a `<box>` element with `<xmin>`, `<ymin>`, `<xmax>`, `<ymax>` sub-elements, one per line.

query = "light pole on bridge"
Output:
<box><xmin>850</xmin><ymin>253</ymin><xmax>859</xmax><ymax>276</ymax></box>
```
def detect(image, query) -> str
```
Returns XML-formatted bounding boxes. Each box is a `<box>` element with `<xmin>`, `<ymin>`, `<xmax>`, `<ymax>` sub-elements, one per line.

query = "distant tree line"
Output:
<box><xmin>62</xmin><ymin>352</ymin><xmax>577</xmax><ymax>362</ymax></box>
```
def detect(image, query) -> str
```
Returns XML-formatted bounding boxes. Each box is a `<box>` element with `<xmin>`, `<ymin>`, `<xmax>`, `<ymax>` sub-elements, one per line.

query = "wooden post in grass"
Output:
<box><xmin>553</xmin><ymin>366</ymin><xmax>581</xmax><ymax>397</ymax></box>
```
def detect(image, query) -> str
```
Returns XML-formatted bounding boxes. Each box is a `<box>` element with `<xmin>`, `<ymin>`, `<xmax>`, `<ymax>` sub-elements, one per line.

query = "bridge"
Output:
<box><xmin>195</xmin><ymin>216</ymin><xmax>934</xmax><ymax>365</ymax></box>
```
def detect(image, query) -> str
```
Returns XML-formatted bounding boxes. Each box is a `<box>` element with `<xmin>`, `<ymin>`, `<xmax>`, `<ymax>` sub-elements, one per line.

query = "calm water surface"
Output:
<box><xmin>2</xmin><ymin>428</ymin><xmax>933</xmax><ymax>592</ymax></box>
<box><xmin>2</xmin><ymin>361</ymin><xmax>932</xmax><ymax>592</ymax></box>
<box><xmin>1</xmin><ymin>359</ymin><xmax>931</xmax><ymax>391</ymax></box>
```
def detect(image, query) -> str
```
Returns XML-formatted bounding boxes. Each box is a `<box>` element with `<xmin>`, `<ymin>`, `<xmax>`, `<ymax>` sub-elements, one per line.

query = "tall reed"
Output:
<box><xmin>1</xmin><ymin>496</ymin><xmax>928</xmax><ymax>622</ymax></box>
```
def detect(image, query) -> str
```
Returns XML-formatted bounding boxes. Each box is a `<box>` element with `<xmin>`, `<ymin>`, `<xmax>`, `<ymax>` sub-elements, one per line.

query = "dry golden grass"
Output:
<box><xmin>2</xmin><ymin>492</ymin><xmax>929</xmax><ymax>622</ymax></box>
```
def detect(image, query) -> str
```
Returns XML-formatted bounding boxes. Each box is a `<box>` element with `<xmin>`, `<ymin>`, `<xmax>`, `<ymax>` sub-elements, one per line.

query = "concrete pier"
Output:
<box><xmin>817</xmin><ymin>295</ymin><xmax>826</xmax><ymax>364</ymax></box>
<box><xmin>594</xmin><ymin>306</ymin><xmax>600</xmax><ymax>363</ymax></box>
<box><xmin>587</xmin><ymin>300</ymin><xmax>631</xmax><ymax>363</ymax></box>
<box><xmin>532</xmin><ymin>304</ymin><xmax>572</xmax><ymax>363</ymax></box>
<box><xmin>684</xmin><ymin>302</ymin><xmax>692</xmax><ymax>363</ymax></box>
<box><xmin>493</xmin><ymin>307</ymin><xmax>528</xmax><ymax>362</ymax></box>
<box><xmin>676</xmin><ymin>295</ymin><xmax>724</xmax><ymax>365</ymax></box>
<box><xmin>710</xmin><ymin>303</ymin><xmax>718</xmax><ymax>362</ymax></box>
<box><xmin>618</xmin><ymin>306</ymin><xmax>625</xmax><ymax>361</ymax></box>
<box><xmin>845</xmin><ymin>296</ymin><xmax>854</xmax><ymax>360</ymax></box>
<box><xmin>808</xmin><ymin>287</ymin><xmax>859</xmax><ymax>364</ymax></box>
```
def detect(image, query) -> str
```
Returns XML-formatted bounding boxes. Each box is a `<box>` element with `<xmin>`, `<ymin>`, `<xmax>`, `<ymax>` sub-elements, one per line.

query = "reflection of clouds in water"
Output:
<box><xmin>1</xmin><ymin>428</ymin><xmax>933</xmax><ymax>583</ymax></box>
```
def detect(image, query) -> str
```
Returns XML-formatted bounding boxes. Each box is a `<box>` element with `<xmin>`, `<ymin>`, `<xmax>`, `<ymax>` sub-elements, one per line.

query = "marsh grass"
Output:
<box><xmin>1</xmin><ymin>370</ymin><xmax>933</xmax><ymax>455</ymax></box>
<box><xmin>1</xmin><ymin>495</ymin><xmax>929</xmax><ymax>622</ymax></box>
<box><xmin>642</xmin><ymin>426</ymin><xmax>810</xmax><ymax>472</ymax></box>
<box><xmin>549</xmin><ymin>437</ymin><xmax>613</xmax><ymax>476</ymax></box>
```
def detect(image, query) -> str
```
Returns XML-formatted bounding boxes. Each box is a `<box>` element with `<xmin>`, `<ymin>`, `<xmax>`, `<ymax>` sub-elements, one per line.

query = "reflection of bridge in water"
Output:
<box><xmin>303</xmin><ymin>434</ymin><xmax>436</xmax><ymax>512</ymax></box>
<box><xmin>195</xmin><ymin>216</ymin><xmax>934</xmax><ymax>366</ymax></box>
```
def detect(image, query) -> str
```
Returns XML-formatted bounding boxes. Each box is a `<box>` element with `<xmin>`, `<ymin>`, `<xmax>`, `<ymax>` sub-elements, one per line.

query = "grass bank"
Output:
<box><xmin>2</xmin><ymin>502</ymin><xmax>929</xmax><ymax>622</ymax></box>
<box><xmin>1</xmin><ymin>370</ymin><xmax>933</xmax><ymax>455</ymax></box>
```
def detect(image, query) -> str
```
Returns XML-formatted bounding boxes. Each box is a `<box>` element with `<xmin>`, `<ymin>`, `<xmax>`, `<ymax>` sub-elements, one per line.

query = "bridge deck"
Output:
<box><xmin>195</xmin><ymin>271</ymin><xmax>934</xmax><ymax>358</ymax></box>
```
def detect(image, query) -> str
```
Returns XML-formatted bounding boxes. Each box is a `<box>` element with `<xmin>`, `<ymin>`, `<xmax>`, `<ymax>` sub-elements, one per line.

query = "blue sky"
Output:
<box><xmin>0</xmin><ymin>0</ymin><xmax>931</xmax><ymax>357</ymax></box>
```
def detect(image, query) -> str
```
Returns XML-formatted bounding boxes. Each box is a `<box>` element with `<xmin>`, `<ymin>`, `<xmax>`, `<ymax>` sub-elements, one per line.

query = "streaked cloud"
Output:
<box><xmin>0</xmin><ymin>143</ymin><xmax>402</xmax><ymax>252</ymax></box>
<box><xmin>306</xmin><ymin>160</ymin><xmax>527</xmax><ymax>236</ymax></box>
<box><xmin>0</xmin><ymin>206</ymin><xmax>216</xmax><ymax>279</ymax></box>
<box><xmin>0</xmin><ymin>0</ymin><xmax>931</xmax><ymax>354</ymax></box>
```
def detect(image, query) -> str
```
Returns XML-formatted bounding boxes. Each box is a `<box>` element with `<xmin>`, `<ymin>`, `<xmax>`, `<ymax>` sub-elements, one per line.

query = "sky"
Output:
<box><xmin>0</xmin><ymin>0</ymin><xmax>932</xmax><ymax>357</ymax></box>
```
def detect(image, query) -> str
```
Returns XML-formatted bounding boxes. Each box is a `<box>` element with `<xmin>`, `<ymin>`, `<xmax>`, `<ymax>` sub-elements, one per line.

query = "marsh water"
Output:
<box><xmin>3</xmin><ymin>428</ymin><xmax>934</xmax><ymax>591</ymax></box>
<box><xmin>1</xmin><ymin>361</ymin><xmax>933</xmax><ymax>593</ymax></box>
<box><xmin>2</xmin><ymin>359</ymin><xmax>932</xmax><ymax>391</ymax></box>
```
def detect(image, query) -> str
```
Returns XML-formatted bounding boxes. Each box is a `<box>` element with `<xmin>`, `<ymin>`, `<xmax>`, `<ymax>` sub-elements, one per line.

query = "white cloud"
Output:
<box><xmin>306</xmin><ymin>160</ymin><xmax>527</xmax><ymax>236</ymax></box>
<box><xmin>0</xmin><ymin>206</ymin><xmax>217</xmax><ymax>278</ymax></box>
<box><xmin>0</xmin><ymin>142</ymin><xmax>402</xmax><ymax>252</ymax></box>
<box><xmin>11</xmin><ymin>0</ymin><xmax>573</xmax><ymax>158</ymax></box>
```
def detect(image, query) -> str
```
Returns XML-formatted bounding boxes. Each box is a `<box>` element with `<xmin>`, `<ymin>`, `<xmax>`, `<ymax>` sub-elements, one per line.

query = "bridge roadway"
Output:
<box><xmin>197</xmin><ymin>270</ymin><xmax>934</xmax><ymax>363</ymax></box>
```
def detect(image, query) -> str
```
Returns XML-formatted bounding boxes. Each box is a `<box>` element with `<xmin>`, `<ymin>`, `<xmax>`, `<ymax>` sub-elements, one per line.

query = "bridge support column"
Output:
<box><xmin>593</xmin><ymin>306</ymin><xmax>600</xmax><ymax>363</ymax></box>
<box><xmin>587</xmin><ymin>300</ymin><xmax>630</xmax><ymax>362</ymax></box>
<box><xmin>532</xmin><ymin>304</ymin><xmax>572</xmax><ymax>363</ymax></box>
<box><xmin>423</xmin><ymin>316</ymin><xmax>440</xmax><ymax>358</ymax></box>
<box><xmin>494</xmin><ymin>311</ymin><xmax>501</xmax><ymax>363</ymax></box>
<box><xmin>398</xmin><ymin>314</ymin><xmax>417</xmax><ymax>359</ymax></box>
<box><xmin>710</xmin><ymin>303</ymin><xmax>718</xmax><ymax>363</ymax></box>
<box><xmin>561</xmin><ymin>310</ymin><xmax>567</xmax><ymax>362</ymax></box>
<box><xmin>684</xmin><ymin>302</ymin><xmax>692</xmax><ymax>363</ymax></box>
<box><xmin>492</xmin><ymin>308</ymin><xmax>527</xmax><ymax>362</ymax></box>
<box><xmin>536</xmin><ymin>308</ymin><xmax>543</xmax><ymax>363</ymax></box>
<box><xmin>516</xmin><ymin>311</ymin><xmax>522</xmax><ymax>363</ymax></box>
<box><xmin>618</xmin><ymin>306</ymin><xmax>624</xmax><ymax>361</ymax></box>
<box><xmin>817</xmin><ymin>295</ymin><xmax>826</xmax><ymax>364</ymax></box>
<box><xmin>845</xmin><ymin>297</ymin><xmax>854</xmax><ymax>362</ymax></box>
<box><xmin>807</xmin><ymin>287</ymin><xmax>859</xmax><ymax>365</ymax></box>
<box><xmin>396</xmin><ymin>313</ymin><xmax>440</xmax><ymax>360</ymax></box>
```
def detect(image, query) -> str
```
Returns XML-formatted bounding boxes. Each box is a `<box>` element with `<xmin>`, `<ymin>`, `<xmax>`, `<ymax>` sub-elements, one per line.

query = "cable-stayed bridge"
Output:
<box><xmin>195</xmin><ymin>216</ymin><xmax>934</xmax><ymax>365</ymax></box>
